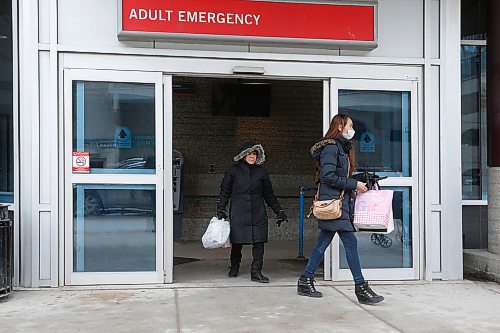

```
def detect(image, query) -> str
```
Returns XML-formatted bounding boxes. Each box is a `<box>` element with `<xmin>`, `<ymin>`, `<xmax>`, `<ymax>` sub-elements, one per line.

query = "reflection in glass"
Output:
<box><xmin>339</xmin><ymin>90</ymin><xmax>411</xmax><ymax>177</ymax></box>
<box><xmin>0</xmin><ymin>2</ymin><xmax>14</xmax><ymax>203</ymax></box>
<box><xmin>340</xmin><ymin>187</ymin><xmax>412</xmax><ymax>269</ymax></box>
<box><xmin>72</xmin><ymin>81</ymin><xmax>156</xmax><ymax>174</ymax></box>
<box><xmin>73</xmin><ymin>184</ymin><xmax>156</xmax><ymax>272</ymax></box>
<box><xmin>461</xmin><ymin>0</ymin><xmax>487</xmax><ymax>40</ymax></box>
<box><xmin>461</xmin><ymin>45</ymin><xmax>487</xmax><ymax>200</ymax></box>
<box><xmin>462</xmin><ymin>205</ymin><xmax>488</xmax><ymax>249</ymax></box>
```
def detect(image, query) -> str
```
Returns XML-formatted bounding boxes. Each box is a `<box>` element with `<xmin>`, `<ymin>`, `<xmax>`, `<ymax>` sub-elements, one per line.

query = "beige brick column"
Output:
<box><xmin>488</xmin><ymin>1</ymin><xmax>500</xmax><ymax>255</ymax></box>
<box><xmin>488</xmin><ymin>168</ymin><xmax>500</xmax><ymax>254</ymax></box>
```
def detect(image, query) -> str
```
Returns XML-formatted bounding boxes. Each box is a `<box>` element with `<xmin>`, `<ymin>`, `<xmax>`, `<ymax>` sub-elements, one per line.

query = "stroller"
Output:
<box><xmin>351</xmin><ymin>169</ymin><xmax>387</xmax><ymax>189</ymax></box>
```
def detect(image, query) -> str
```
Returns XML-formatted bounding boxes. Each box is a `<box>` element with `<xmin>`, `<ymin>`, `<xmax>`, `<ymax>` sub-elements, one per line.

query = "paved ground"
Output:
<box><xmin>1</xmin><ymin>280</ymin><xmax>500</xmax><ymax>333</ymax></box>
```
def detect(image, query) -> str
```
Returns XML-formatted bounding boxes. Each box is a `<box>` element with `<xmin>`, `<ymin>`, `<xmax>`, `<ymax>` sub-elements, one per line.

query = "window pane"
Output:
<box><xmin>0</xmin><ymin>2</ymin><xmax>14</xmax><ymax>203</ymax></box>
<box><xmin>462</xmin><ymin>206</ymin><xmax>488</xmax><ymax>249</ymax></box>
<box><xmin>72</xmin><ymin>81</ymin><xmax>156</xmax><ymax>174</ymax></box>
<box><xmin>339</xmin><ymin>90</ymin><xmax>411</xmax><ymax>177</ymax></box>
<box><xmin>0</xmin><ymin>115</ymin><xmax>13</xmax><ymax>202</ymax></box>
<box><xmin>461</xmin><ymin>45</ymin><xmax>487</xmax><ymax>200</ymax></box>
<box><xmin>461</xmin><ymin>0</ymin><xmax>487</xmax><ymax>40</ymax></box>
<box><xmin>73</xmin><ymin>184</ymin><xmax>156</xmax><ymax>272</ymax></box>
<box><xmin>340</xmin><ymin>187</ymin><xmax>412</xmax><ymax>269</ymax></box>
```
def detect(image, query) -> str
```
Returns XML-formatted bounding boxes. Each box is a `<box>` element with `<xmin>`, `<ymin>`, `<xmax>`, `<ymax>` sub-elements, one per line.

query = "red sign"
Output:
<box><xmin>72</xmin><ymin>152</ymin><xmax>90</xmax><ymax>173</ymax></box>
<box><xmin>119</xmin><ymin>0</ymin><xmax>376</xmax><ymax>47</ymax></box>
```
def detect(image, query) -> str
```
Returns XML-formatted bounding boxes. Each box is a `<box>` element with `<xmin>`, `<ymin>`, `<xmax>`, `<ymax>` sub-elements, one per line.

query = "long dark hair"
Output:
<box><xmin>317</xmin><ymin>114</ymin><xmax>357</xmax><ymax>176</ymax></box>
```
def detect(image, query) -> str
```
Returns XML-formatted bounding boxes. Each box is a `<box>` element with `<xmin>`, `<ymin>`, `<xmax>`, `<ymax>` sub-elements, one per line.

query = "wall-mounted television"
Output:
<box><xmin>212</xmin><ymin>81</ymin><xmax>271</xmax><ymax>117</ymax></box>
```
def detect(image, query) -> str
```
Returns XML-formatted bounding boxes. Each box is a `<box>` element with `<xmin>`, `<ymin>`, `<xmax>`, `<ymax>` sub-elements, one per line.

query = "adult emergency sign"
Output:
<box><xmin>120</xmin><ymin>0</ymin><xmax>377</xmax><ymax>46</ymax></box>
<box><xmin>128</xmin><ymin>8</ymin><xmax>261</xmax><ymax>26</ymax></box>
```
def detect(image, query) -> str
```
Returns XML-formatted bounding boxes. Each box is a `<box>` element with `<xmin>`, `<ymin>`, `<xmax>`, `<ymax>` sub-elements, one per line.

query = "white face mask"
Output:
<box><xmin>342</xmin><ymin>129</ymin><xmax>355</xmax><ymax>140</ymax></box>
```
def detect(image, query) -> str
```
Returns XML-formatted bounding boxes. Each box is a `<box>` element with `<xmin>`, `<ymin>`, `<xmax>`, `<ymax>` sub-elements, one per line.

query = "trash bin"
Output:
<box><xmin>172</xmin><ymin>150</ymin><xmax>184</xmax><ymax>241</ymax></box>
<box><xmin>0</xmin><ymin>205</ymin><xmax>13</xmax><ymax>298</ymax></box>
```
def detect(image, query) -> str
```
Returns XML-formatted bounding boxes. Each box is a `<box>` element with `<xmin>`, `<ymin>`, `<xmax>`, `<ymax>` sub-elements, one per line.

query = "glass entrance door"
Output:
<box><xmin>64</xmin><ymin>69</ymin><xmax>167</xmax><ymax>285</ymax></box>
<box><xmin>330</xmin><ymin>78</ymin><xmax>419</xmax><ymax>280</ymax></box>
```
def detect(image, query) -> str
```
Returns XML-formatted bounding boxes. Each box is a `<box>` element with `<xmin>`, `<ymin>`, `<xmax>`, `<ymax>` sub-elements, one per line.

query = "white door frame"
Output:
<box><xmin>63</xmin><ymin>68</ymin><xmax>166</xmax><ymax>285</ymax></box>
<box><xmin>163</xmin><ymin>75</ymin><xmax>174</xmax><ymax>283</ymax></box>
<box><xmin>322</xmin><ymin>79</ymin><xmax>333</xmax><ymax>281</ymax></box>
<box><xmin>330</xmin><ymin>78</ymin><xmax>420</xmax><ymax>281</ymax></box>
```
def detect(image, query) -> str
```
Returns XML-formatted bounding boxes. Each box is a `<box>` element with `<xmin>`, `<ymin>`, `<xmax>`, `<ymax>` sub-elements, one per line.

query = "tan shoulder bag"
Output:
<box><xmin>307</xmin><ymin>152</ymin><xmax>350</xmax><ymax>220</ymax></box>
<box><xmin>307</xmin><ymin>185</ymin><xmax>344</xmax><ymax>220</ymax></box>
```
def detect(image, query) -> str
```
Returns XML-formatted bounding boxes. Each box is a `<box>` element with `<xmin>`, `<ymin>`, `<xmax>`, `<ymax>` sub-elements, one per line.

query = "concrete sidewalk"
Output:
<box><xmin>1</xmin><ymin>280</ymin><xmax>500</xmax><ymax>333</ymax></box>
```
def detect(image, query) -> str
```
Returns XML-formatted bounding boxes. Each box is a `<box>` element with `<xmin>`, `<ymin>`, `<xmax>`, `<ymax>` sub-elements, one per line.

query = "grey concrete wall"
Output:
<box><xmin>463</xmin><ymin>249</ymin><xmax>500</xmax><ymax>283</ymax></box>
<box><xmin>172</xmin><ymin>77</ymin><xmax>323</xmax><ymax>241</ymax></box>
<box><xmin>488</xmin><ymin>167</ymin><xmax>500</xmax><ymax>254</ymax></box>
<box><xmin>57</xmin><ymin>0</ymin><xmax>425</xmax><ymax>58</ymax></box>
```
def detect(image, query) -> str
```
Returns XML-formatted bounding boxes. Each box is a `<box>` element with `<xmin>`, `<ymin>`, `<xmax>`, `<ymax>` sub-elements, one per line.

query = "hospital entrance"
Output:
<box><xmin>63</xmin><ymin>65</ymin><xmax>419</xmax><ymax>285</ymax></box>
<box><xmin>171</xmin><ymin>77</ymin><xmax>324</xmax><ymax>284</ymax></box>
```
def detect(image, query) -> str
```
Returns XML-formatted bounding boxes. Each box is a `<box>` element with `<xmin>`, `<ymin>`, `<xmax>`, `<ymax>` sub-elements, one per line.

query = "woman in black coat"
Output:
<box><xmin>297</xmin><ymin>114</ymin><xmax>384</xmax><ymax>304</ymax></box>
<box><xmin>216</xmin><ymin>142</ymin><xmax>288</xmax><ymax>283</ymax></box>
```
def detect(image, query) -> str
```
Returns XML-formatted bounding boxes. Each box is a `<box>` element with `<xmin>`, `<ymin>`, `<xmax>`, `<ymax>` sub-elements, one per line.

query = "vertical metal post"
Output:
<box><xmin>298</xmin><ymin>187</ymin><xmax>305</xmax><ymax>258</ymax></box>
<box><xmin>299</xmin><ymin>187</ymin><xmax>318</xmax><ymax>258</ymax></box>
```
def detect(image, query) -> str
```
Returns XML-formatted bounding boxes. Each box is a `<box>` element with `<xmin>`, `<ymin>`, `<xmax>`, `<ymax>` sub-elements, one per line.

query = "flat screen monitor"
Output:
<box><xmin>212</xmin><ymin>82</ymin><xmax>271</xmax><ymax>117</ymax></box>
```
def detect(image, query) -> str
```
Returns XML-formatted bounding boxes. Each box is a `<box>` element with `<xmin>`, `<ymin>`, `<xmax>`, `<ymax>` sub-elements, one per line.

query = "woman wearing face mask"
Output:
<box><xmin>297</xmin><ymin>114</ymin><xmax>384</xmax><ymax>304</ymax></box>
<box><xmin>216</xmin><ymin>141</ymin><xmax>288</xmax><ymax>283</ymax></box>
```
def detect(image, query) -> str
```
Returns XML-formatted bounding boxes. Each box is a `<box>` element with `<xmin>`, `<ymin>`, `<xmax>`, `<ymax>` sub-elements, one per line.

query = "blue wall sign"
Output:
<box><xmin>114</xmin><ymin>126</ymin><xmax>132</xmax><ymax>149</ymax></box>
<box><xmin>360</xmin><ymin>131</ymin><xmax>376</xmax><ymax>153</ymax></box>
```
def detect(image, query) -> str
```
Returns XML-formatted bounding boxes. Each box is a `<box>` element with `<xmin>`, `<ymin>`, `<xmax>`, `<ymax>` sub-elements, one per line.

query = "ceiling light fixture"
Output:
<box><xmin>232</xmin><ymin>66</ymin><xmax>265</xmax><ymax>75</ymax></box>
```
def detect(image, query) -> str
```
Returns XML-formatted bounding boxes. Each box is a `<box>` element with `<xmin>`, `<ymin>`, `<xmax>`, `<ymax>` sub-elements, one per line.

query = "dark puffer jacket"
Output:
<box><xmin>217</xmin><ymin>161</ymin><xmax>282</xmax><ymax>244</ymax></box>
<box><xmin>311</xmin><ymin>139</ymin><xmax>358</xmax><ymax>232</ymax></box>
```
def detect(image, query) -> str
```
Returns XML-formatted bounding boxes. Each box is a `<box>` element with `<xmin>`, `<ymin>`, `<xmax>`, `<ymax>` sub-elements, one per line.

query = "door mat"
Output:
<box><xmin>174</xmin><ymin>257</ymin><xmax>201</xmax><ymax>265</ymax></box>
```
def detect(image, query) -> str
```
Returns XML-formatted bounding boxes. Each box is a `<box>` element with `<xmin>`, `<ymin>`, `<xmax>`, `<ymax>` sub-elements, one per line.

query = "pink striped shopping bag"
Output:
<box><xmin>353</xmin><ymin>188</ymin><xmax>394</xmax><ymax>233</ymax></box>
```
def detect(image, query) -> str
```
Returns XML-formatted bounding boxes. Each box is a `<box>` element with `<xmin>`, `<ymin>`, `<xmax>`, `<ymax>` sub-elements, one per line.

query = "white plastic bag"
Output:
<box><xmin>201</xmin><ymin>217</ymin><xmax>231</xmax><ymax>249</ymax></box>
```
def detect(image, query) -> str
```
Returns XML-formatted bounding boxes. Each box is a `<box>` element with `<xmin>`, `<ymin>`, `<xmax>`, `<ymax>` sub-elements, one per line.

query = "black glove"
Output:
<box><xmin>276</xmin><ymin>210</ymin><xmax>288</xmax><ymax>227</ymax></box>
<box><xmin>216</xmin><ymin>209</ymin><xmax>227</xmax><ymax>220</ymax></box>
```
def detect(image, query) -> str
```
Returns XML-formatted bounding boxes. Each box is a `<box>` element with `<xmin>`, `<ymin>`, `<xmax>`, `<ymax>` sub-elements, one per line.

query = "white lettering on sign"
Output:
<box><xmin>178</xmin><ymin>11</ymin><xmax>261</xmax><ymax>25</ymax></box>
<box><xmin>129</xmin><ymin>8</ymin><xmax>261</xmax><ymax>26</ymax></box>
<box><xmin>129</xmin><ymin>8</ymin><xmax>174</xmax><ymax>21</ymax></box>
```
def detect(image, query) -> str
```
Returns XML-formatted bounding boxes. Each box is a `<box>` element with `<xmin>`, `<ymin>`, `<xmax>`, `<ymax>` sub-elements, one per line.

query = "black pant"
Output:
<box><xmin>230</xmin><ymin>242</ymin><xmax>265</xmax><ymax>274</ymax></box>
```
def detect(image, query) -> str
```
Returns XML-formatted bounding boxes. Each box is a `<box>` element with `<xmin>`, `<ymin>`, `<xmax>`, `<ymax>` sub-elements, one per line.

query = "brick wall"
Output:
<box><xmin>172</xmin><ymin>77</ymin><xmax>323</xmax><ymax>241</ymax></box>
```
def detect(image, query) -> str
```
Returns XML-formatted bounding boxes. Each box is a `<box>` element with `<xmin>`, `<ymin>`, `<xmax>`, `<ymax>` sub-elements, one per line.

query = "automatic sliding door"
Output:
<box><xmin>64</xmin><ymin>69</ymin><xmax>165</xmax><ymax>285</ymax></box>
<box><xmin>330</xmin><ymin>78</ymin><xmax>419</xmax><ymax>280</ymax></box>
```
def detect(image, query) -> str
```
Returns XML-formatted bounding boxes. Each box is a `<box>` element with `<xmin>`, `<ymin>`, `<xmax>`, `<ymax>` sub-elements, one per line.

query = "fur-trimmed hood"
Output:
<box><xmin>310</xmin><ymin>139</ymin><xmax>337</xmax><ymax>160</ymax></box>
<box><xmin>233</xmin><ymin>142</ymin><xmax>266</xmax><ymax>165</ymax></box>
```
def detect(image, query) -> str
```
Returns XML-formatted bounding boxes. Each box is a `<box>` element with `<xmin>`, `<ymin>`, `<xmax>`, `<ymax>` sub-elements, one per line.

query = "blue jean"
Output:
<box><xmin>303</xmin><ymin>229</ymin><xmax>365</xmax><ymax>285</ymax></box>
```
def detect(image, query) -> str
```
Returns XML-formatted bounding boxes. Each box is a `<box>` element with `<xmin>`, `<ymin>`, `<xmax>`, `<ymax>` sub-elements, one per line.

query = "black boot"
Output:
<box><xmin>250</xmin><ymin>243</ymin><xmax>269</xmax><ymax>283</ymax></box>
<box><xmin>250</xmin><ymin>271</ymin><xmax>270</xmax><ymax>283</ymax></box>
<box><xmin>250</xmin><ymin>260</ymin><xmax>269</xmax><ymax>283</ymax></box>
<box><xmin>297</xmin><ymin>275</ymin><xmax>323</xmax><ymax>298</ymax></box>
<box><xmin>228</xmin><ymin>264</ymin><xmax>239</xmax><ymax>278</ymax></box>
<box><xmin>355</xmin><ymin>281</ymin><xmax>384</xmax><ymax>304</ymax></box>
<box><xmin>229</xmin><ymin>244</ymin><xmax>243</xmax><ymax>278</ymax></box>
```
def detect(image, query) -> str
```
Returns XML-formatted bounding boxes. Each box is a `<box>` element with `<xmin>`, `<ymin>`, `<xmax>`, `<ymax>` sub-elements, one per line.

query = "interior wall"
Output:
<box><xmin>172</xmin><ymin>77</ymin><xmax>323</xmax><ymax>241</ymax></box>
